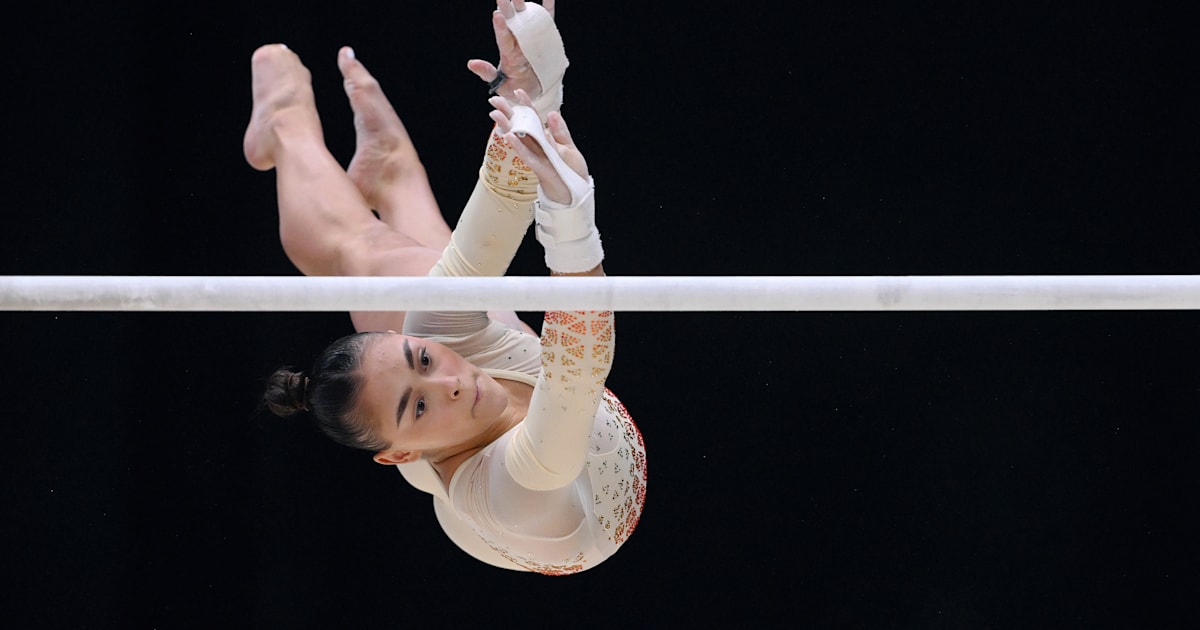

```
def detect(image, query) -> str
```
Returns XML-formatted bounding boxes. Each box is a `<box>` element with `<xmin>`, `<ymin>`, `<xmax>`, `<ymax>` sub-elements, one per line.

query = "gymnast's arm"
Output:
<box><xmin>404</xmin><ymin>0</ymin><xmax>565</xmax><ymax>338</ymax></box>
<box><xmin>488</xmin><ymin>95</ymin><xmax>611</xmax><ymax>490</ymax></box>
<box><xmin>399</xmin><ymin>140</ymin><xmax>538</xmax><ymax>339</ymax></box>
<box><xmin>422</xmin><ymin>0</ymin><xmax>571</xmax><ymax>285</ymax></box>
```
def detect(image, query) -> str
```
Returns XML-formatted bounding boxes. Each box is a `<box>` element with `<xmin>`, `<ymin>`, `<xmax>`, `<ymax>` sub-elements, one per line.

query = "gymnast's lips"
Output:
<box><xmin>472</xmin><ymin>379</ymin><xmax>480</xmax><ymax>415</ymax></box>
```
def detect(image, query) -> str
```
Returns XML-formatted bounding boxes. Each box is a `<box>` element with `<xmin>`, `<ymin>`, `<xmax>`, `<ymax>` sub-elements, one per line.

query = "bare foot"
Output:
<box><xmin>338</xmin><ymin>47</ymin><xmax>432</xmax><ymax>211</ymax></box>
<box><xmin>243</xmin><ymin>44</ymin><xmax>322</xmax><ymax>171</ymax></box>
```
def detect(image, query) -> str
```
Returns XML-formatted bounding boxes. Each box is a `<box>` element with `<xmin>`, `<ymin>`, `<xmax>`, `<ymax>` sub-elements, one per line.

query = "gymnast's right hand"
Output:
<box><xmin>467</xmin><ymin>0</ymin><xmax>558</xmax><ymax>103</ymax></box>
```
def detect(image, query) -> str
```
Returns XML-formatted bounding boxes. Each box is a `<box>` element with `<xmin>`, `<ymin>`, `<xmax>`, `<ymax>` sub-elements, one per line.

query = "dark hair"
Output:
<box><xmin>264</xmin><ymin>332</ymin><xmax>389</xmax><ymax>452</ymax></box>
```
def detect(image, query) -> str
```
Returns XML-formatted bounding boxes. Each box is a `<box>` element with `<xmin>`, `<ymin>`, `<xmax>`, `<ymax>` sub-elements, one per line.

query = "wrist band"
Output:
<box><xmin>535</xmin><ymin>186</ymin><xmax>604</xmax><ymax>273</ymax></box>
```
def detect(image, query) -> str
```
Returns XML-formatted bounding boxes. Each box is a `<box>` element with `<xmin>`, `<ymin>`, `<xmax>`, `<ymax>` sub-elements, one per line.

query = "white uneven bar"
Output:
<box><xmin>2</xmin><ymin>275</ymin><xmax>1200</xmax><ymax>312</ymax></box>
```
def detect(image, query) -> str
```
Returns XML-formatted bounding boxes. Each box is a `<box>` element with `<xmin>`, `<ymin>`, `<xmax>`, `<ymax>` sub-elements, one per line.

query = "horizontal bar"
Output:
<box><xmin>2</xmin><ymin>275</ymin><xmax>1199</xmax><ymax>312</ymax></box>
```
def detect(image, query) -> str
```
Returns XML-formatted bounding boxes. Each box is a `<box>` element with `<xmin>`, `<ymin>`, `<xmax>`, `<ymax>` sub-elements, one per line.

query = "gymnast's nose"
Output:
<box><xmin>433</xmin><ymin>375</ymin><xmax>462</xmax><ymax>400</ymax></box>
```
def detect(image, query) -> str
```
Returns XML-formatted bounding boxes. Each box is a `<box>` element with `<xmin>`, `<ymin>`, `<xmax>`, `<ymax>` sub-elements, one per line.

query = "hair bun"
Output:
<box><xmin>290</xmin><ymin>372</ymin><xmax>311</xmax><ymax>410</ymax></box>
<box><xmin>264</xmin><ymin>368</ymin><xmax>311</xmax><ymax>417</ymax></box>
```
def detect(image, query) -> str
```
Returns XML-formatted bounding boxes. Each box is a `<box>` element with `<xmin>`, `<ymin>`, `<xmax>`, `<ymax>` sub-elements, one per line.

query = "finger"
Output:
<box><xmin>543</xmin><ymin>0</ymin><xmax>555</xmax><ymax>18</ymax></box>
<box><xmin>513</xmin><ymin>0</ymin><xmax>526</xmax><ymax>11</ymax></box>
<box><xmin>547</xmin><ymin>111</ymin><xmax>575</xmax><ymax>147</ymax></box>
<box><xmin>492</xmin><ymin>10</ymin><xmax>517</xmax><ymax>54</ymax></box>
<box><xmin>488</xmin><ymin>95</ymin><xmax>515</xmax><ymax>119</ymax></box>
<box><xmin>467</xmin><ymin>59</ymin><xmax>500</xmax><ymax>82</ymax></box>
<box><xmin>497</xmin><ymin>0</ymin><xmax>516</xmax><ymax>19</ymax></box>
<box><xmin>489</xmin><ymin>110</ymin><xmax>513</xmax><ymax>134</ymax></box>
<box><xmin>512</xmin><ymin>88</ymin><xmax>536</xmax><ymax>109</ymax></box>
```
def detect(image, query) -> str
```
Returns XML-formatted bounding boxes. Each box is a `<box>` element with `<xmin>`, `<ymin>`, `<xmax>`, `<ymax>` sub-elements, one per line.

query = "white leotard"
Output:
<box><xmin>395</xmin><ymin>136</ymin><xmax>646</xmax><ymax>574</ymax></box>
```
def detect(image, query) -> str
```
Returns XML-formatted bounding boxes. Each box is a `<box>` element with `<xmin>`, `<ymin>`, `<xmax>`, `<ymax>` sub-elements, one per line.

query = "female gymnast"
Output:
<box><xmin>244</xmin><ymin>0</ymin><xmax>646</xmax><ymax>575</ymax></box>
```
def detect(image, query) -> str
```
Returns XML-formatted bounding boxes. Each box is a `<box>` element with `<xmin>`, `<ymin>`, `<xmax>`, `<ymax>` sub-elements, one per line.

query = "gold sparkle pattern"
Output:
<box><xmin>539</xmin><ymin>311</ymin><xmax>644</xmax><ymax>550</ymax></box>
<box><xmin>479</xmin><ymin>537</ymin><xmax>587</xmax><ymax>577</ymax></box>
<box><xmin>453</xmin><ymin>310</ymin><xmax>643</xmax><ymax>576</ymax></box>
<box><xmin>483</xmin><ymin>129</ymin><xmax>537</xmax><ymax>196</ymax></box>
<box><xmin>463</xmin><ymin>398</ymin><xmax>646</xmax><ymax>574</ymax></box>
<box><xmin>589</xmin><ymin>390</ymin><xmax>647</xmax><ymax>548</ymax></box>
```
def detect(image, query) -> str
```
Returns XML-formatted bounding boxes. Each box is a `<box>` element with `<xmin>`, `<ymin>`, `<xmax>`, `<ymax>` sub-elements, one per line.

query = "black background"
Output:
<box><xmin>3</xmin><ymin>1</ymin><xmax>1197</xmax><ymax>627</ymax></box>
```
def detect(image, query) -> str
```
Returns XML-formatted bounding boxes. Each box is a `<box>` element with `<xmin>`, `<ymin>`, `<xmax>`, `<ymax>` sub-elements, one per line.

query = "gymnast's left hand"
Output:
<box><xmin>489</xmin><ymin>89</ymin><xmax>587</xmax><ymax>205</ymax></box>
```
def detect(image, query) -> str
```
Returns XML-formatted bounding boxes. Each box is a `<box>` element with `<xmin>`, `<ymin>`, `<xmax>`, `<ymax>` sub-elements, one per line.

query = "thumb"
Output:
<box><xmin>466</xmin><ymin>59</ymin><xmax>500</xmax><ymax>83</ymax></box>
<box><xmin>547</xmin><ymin>112</ymin><xmax>575</xmax><ymax>148</ymax></box>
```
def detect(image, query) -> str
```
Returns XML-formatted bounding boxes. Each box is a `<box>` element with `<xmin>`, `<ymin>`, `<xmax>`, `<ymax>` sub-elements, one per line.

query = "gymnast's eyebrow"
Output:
<box><xmin>397</xmin><ymin>387</ymin><xmax>412</xmax><ymax>428</ymax></box>
<box><xmin>396</xmin><ymin>338</ymin><xmax>415</xmax><ymax>427</ymax></box>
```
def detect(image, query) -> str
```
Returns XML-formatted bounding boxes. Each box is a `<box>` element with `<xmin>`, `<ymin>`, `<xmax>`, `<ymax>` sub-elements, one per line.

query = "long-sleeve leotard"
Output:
<box><xmin>395</xmin><ymin>131</ymin><xmax>646</xmax><ymax>574</ymax></box>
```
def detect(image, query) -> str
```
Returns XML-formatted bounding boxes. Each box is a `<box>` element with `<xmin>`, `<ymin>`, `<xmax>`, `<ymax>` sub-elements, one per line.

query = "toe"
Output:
<box><xmin>337</xmin><ymin>46</ymin><xmax>370</xmax><ymax>79</ymax></box>
<box><xmin>337</xmin><ymin>46</ymin><xmax>355</xmax><ymax>68</ymax></box>
<box><xmin>251</xmin><ymin>43</ymin><xmax>292</xmax><ymax>66</ymax></box>
<box><xmin>339</xmin><ymin>47</ymin><xmax>383</xmax><ymax>93</ymax></box>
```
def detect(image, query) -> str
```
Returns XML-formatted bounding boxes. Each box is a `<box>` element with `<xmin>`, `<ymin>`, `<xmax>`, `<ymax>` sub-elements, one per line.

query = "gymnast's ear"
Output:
<box><xmin>373</xmin><ymin>449</ymin><xmax>421</xmax><ymax>465</ymax></box>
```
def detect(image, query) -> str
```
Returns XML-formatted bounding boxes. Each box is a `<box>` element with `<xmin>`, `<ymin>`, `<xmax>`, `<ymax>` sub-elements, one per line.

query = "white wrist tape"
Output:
<box><xmin>535</xmin><ymin>180</ymin><xmax>604</xmax><ymax>273</ymax></box>
<box><xmin>503</xmin><ymin>2</ymin><xmax>568</xmax><ymax>119</ymax></box>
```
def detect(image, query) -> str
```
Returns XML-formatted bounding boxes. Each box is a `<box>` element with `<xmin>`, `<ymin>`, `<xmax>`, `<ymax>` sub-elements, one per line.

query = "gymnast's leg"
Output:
<box><xmin>336</xmin><ymin>47</ymin><xmax>535</xmax><ymax>335</ymax></box>
<box><xmin>245</xmin><ymin>44</ymin><xmax>532</xmax><ymax>335</ymax></box>
<box><xmin>243</xmin><ymin>44</ymin><xmax>440</xmax><ymax>333</ymax></box>
<box><xmin>336</xmin><ymin>47</ymin><xmax>449</xmax><ymax>250</ymax></box>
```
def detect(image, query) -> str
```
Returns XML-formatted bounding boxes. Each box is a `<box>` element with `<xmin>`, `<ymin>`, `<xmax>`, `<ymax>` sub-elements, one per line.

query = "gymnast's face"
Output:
<box><xmin>355</xmin><ymin>333</ymin><xmax>512</xmax><ymax>465</ymax></box>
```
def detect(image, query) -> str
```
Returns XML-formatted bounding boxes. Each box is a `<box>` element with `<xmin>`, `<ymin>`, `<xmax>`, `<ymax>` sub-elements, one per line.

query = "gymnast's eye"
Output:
<box><xmin>420</xmin><ymin>348</ymin><xmax>431</xmax><ymax>370</ymax></box>
<box><xmin>416</xmin><ymin>398</ymin><xmax>426</xmax><ymax>418</ymax></box>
